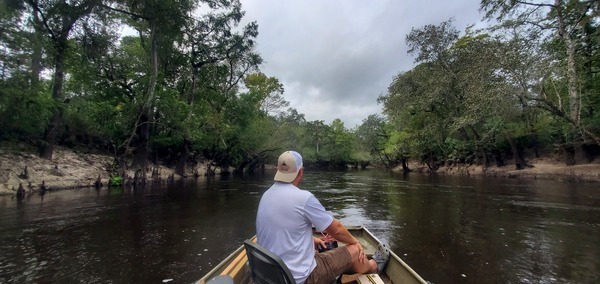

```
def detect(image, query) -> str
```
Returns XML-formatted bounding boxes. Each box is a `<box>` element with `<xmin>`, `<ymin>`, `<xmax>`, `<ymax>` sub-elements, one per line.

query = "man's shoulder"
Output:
<box><xmin>295</xmin><ymin>187</ymin><xmax>315</xmax><ymax>198</ymax></box>
<box><xmin>267</xmin><ymin>182</ymin><xmax>314</xmax><ymax>199</ymax></box>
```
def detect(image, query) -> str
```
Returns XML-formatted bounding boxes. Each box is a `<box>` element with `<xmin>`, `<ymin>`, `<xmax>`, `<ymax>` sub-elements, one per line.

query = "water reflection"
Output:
<box><xmin>0</xmin><ymin>170</ymin><xmax>598</xmax><ymax>283</ymax></box>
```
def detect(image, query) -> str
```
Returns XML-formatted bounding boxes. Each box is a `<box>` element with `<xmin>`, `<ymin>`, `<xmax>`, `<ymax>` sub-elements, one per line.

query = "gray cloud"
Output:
<box><xmin>241</xmin><ymin>0</ymin><xmax>486</xmax><ymax>128</ymax></box>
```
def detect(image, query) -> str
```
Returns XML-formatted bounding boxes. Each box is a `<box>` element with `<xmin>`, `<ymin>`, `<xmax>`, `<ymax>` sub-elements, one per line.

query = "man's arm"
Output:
<box><xmin>323</xmin><ymin>219</ymin><xmax>359</xmax><ymax>246</ymax></box>
<box><xmin>323</xmin><ymin>219</ymin><xmax>368</xmax><ymax>263</ymax></box>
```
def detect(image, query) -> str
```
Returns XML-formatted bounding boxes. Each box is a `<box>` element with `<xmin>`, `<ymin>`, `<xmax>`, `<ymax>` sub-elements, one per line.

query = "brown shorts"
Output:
<box><xmin>305</xmin><ymin>246</ymin><xmax>352</xmax><ymax>284</ymax></box>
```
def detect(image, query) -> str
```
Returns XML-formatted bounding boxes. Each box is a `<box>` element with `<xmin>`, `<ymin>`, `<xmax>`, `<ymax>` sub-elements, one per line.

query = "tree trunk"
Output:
<box><xmin>40</xmin><ymin>41</ymin><xmax>67</xmax><ymax>159</ymax></box>
<box><xmin>131</xmin><ymin>21</ymin><xmax>159</xmax><ymax>180</ymax></box>
<box><xmin>132</xmin><ymin>112</ymin><xmax>150</xmax><ymax>170</ymax></box>
<box><xmin>562</xmin><ymin>145</ymin><xmax>575</xmax><ymax>166</ymax></box>
<box><xmin>555</xmin><ymin>0</ymin><xmax>581</xmax><ymax>141</ymax></box>
<box><xmin>379</xmin><ymin>152</ymin><xmax>391</xmax><ymax>169</ymax></box>
<box><xmin>235</xmin><ymin>160</ymin><xmax>249</xmax><ymax>174</ymax></box>
<box><xmin>31</xmin><ymin>0</ymin><xmax>97</xmax><ymax>159</ymax></box>
<box><xmin>400</xmin><ymin>157</ymin><xmax>410</xmax><ymax>173</ymax></box>
<box><xmin>175</xmin><ymin>139</ymin><xmax>190</xmax><ymax>176</ymax></box>
<box><xmin>492</xmin><ymin>149</ymin><xmax>505</xmax><ymax>167</ymax></box>
<box><xmin>574</xmin><ymin>143</ymin><xmax>594</xmax><ymax>164</ymax></box>
<box><xmin>31</xmin><ymin>10</ymin><xmax>43</xmax><ymax>87</ymax></box>
<box><xmin>177</xmin><ymin>50</ymin><xmax>199</xmax><ymax>177</ymax></box>
<box><xmin>468</xmin><ymin>125</ymin><xmax>488</xmax><ymax>166</ymax></box>
<box><xmin>505</xmin><ymin>133</ymin><xmax>526</xmax><ymax>170</ymax></box>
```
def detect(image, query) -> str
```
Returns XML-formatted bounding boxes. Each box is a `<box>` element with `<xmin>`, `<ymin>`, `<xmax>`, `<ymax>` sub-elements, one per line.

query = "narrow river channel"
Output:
<box><xmin>1</xmin><ymin>170</ymin><xmax>599</xmax><ymax>283</ymax></box>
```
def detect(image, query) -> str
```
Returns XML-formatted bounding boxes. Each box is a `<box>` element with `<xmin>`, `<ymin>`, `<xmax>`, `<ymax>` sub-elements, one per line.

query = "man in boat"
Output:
<box><xmin>256</xmin><ymin>150</ymin><xmax>387</xmax><ymax>284</ymax></box>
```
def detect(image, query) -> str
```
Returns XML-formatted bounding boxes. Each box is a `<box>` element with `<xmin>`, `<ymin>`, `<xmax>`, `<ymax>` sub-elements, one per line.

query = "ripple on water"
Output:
<box><xmin>509</xmin><ymin>200</ymin><xmax>600</xmax><ymax>211</ymax></box>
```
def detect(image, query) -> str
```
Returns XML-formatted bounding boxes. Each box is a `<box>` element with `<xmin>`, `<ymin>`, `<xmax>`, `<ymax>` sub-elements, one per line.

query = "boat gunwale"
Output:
<box><xmin>196</xmin><ymin>245</ymin><xmax>246</xmax><ymax>284</ymax></box>
<box><xmin>355</xmin><ymin>226</ymin><xmax>427</xmax><ymax>284</ymax></box>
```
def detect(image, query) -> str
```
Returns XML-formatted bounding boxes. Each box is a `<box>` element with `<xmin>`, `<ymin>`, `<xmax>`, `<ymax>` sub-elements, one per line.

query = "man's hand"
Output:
<box><xmin>313</xmin><ymin>237</ymin><xmax>327</xmax><ymax>251</ymax></box>
<box><xmin>355</xmin><ymin>242</ymin><xmax>367</xmax><ymax>263</ymax></box>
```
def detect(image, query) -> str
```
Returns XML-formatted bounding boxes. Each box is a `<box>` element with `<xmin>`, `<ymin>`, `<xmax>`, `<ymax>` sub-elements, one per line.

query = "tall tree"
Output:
<box><xmin>172</xmin><ymin>0</ymin><xmax>261</xmax><ymax>175</ymax></box>
<box><xmin>104</xmin><ymin>0</ymin><xmax>198</xmax><ymax>177</ymax></box>
<box><xmin>23</xmin><ymin>0</ymin><xmax>101</xmax><ymax>159</ymax></box>
<box><xmin>0</xmin><ymin>1</ymin><xmax>53</xmax><ymax>141</ymax></box>
<box><xmin>305</xmin><ymin>120</ymin><xmax>328</xmax><ymax>159</ymax></box>
<box><xmin>481</xmin><ymin>0</ymin><xmax>600</xmax><ymax>144</ymax></box>
<box><xmin>243</xmin><ymin>72</ymin><xmax>288</xmax><ymax>116</ymax></box>
<box><xmin>382</xmin><ymin>20</ymin><xmax>527</xmax><ymax>169</ymax></box>
<box><xmin>354</xmin><ymin>115</ymin><xmax>388</xmax><ymax>168</ymax></box>
<box><xmin>324</xmin><ymin>119</ymin><xmax>352</xmax><ymax>167</ymax></box>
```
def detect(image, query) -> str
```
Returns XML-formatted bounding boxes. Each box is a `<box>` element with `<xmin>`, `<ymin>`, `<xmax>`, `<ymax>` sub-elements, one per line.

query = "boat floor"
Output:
<box><xmin>339</xmin><ymin>273</ymin><xmax>393</xmax><ymax>284</ymax></box>
<box><xmin>318</xmin><ymin>232</ymin><xmax>393</xmax><ymax>284</ymax></box>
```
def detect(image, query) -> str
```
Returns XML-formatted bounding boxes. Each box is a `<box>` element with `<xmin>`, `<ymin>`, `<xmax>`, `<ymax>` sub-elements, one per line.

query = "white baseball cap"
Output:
<box><xmin>273</xmin><ymin>151</ymin><xmax>303</xmax><ymax>183</ymax></box>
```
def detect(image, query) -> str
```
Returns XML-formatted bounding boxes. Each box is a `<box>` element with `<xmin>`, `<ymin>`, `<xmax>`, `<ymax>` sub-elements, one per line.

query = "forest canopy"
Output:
<box><xmin>378</xmin><ymin>0</ymin><xmax>600</xmax><ymax>171</ymax></box>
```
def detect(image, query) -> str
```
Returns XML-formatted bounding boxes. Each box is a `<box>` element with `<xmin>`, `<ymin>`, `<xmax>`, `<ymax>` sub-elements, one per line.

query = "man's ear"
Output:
<box><xmin>292</xmin><ymin>167</ymin><xmax>304</xmax><ymax>186</ymax></box>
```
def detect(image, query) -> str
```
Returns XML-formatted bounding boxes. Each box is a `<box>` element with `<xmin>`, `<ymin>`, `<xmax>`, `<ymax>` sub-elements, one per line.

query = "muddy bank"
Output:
<box><xmin>403</xmin><ymin>157</ymin><xmax>600</xmax><ymax>182</ymax></box>
<box><xmin>2</xmin><ymin>145</ymin><xmax>599</xmax><ymax>196</ymax></box>
<box><xmin>0</xmin><ymin>144</ymin><xmax>213</xmax><ymax>196</ymax></box>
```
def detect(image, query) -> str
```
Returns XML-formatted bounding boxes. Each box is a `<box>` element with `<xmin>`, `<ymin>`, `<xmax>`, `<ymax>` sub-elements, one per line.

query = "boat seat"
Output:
<box><xmin>243</xmin><ymin>240</ymin><xmax>296</xmax><ymax>284</ymax></box>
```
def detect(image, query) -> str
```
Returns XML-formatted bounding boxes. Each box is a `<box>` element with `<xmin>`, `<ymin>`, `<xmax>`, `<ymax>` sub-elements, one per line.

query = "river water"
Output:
<box><xmin>0</xmin><ymin>170</ymin><xmax>598</xmax><ymax>283</ymax></box>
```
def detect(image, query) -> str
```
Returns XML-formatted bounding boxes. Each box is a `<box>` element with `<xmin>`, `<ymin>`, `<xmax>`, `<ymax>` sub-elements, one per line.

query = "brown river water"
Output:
<box><xmin>0</xmin><ymin>170</ymin><xmax>599</xmax><ymax>283</ymax></box>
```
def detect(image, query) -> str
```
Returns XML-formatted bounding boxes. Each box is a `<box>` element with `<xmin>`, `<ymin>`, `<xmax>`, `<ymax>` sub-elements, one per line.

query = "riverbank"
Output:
<box><xmin>0</xmin><ymin>144</ymin><xmax>197</xmax><ymax>196</ymax></box>
<box><xmin>405</xmin><ymin>157</ymin><xmax>600</xmax><ymax>182</ymax></box>
<box><xmin>2</xmin><ymin>145</ymin><xmax>599</xmax><ymax>196</ymax></box>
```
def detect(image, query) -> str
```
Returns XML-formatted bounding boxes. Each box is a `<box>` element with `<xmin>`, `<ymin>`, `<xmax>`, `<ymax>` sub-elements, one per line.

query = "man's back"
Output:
<box><xmin>256</xmin><ymin>182</ymin><xmax>333</xmax><ymax>284</ymax></box>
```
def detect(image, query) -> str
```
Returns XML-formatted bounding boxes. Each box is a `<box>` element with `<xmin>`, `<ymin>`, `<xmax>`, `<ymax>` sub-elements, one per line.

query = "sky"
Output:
<box><xmin>239</xmin><ymin>0</ymin><xmax>489</xmax><ymax>128</ymax></box>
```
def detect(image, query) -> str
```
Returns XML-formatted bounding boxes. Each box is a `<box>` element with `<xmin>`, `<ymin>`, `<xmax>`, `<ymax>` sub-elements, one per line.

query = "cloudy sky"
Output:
<box><xmin>239</xmin><ymin>0</ymin><xmax>489</xmax><ymax>128</ymax></box>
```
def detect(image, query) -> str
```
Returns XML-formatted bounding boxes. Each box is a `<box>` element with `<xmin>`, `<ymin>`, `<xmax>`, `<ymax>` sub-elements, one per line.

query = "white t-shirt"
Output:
<box><xmin>256</xmin><ymin>182</ymin><xmax>334</xmax><ymax>284</ymax></box>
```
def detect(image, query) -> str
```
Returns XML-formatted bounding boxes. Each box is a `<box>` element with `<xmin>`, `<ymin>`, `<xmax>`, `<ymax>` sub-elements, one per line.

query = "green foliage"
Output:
<box><xmin>3</xmin><ymin>0</ymin><xmax>599</xmax><ymax>173</ymax></box>
<box><xmin>109</xmin><ymin>176</ymin><xmax>123</xmax><ymax>187</ymax></box>
<box><xmin>243</xmin><ymin>73</ymin><xmax>288</xmax><ymax>115</ymax></box>
<box><xmin>352</xmin><ymin>115</ymin><xmax>386</xmax><ymax>164</ymax></box>
<box><xmin>325</xmin><ymin>119</ymin><xmax>353</xmax><ymax>164</ymax></box>
<box><xmin>379</xmin><ymin>14</ymin><xmax>600</xmax><ymax>167</ymax></box>
<box><xmin>0</xmin><ymin>78</ymin><xmax>53</xmax><ymax>140</ymax></box>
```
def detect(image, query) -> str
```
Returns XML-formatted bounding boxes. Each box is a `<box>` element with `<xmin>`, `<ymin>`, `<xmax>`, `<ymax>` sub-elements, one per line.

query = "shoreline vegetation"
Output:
<box><xmin>3</xmin><ymin>2</ymin><xmax>600</xmax><ymax>200</ymax></box>
<box><xmin>1</xmin><ymin>145</ymin><xmax>598</xmax><ymax>197</ymax></box>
